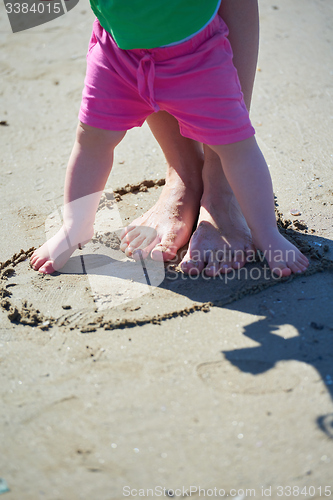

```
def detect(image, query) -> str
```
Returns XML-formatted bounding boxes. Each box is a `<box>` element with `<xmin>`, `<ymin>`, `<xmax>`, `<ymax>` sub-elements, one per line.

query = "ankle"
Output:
<box><xmin>62</xmin><ymin>220</ymin><xmax>94</xmax><ymax>239</ymax></box>
<box><xmin>251</xmin><ymin>224</ymin><xmax>280</xmax><ymax>244</ymax></box>
<box><xmin>164</xmin><ymin>164</ymin><xmax>203</xmax><ymax>197</ymax></box>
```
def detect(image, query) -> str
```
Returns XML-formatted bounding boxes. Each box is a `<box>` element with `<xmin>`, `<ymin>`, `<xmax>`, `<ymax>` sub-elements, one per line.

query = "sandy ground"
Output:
<box><xmin>0</xmin><ymin>0</ymin><xmax>333</xmax><ymax>499</ymax></box>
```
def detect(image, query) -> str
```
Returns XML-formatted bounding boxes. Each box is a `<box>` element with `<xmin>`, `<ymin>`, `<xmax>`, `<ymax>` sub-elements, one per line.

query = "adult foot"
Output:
<box><xmin>180</xmin><ymin>190</ymin><xmax>255</xmax><ymax>276</ymax></box>
<box><xmin>179</xmin><ymin>145</ymin><xmax>255</xmax><ymax>276</ymax></box>
<box><xmin>120</xmin><ymin>111</ymin><xmax>204</xmax><ymax>261</ymax></box>
<box><xmin>120</xmin><ymin>168</ymin><xmax>203</xmax><ymax>261</ymax></box>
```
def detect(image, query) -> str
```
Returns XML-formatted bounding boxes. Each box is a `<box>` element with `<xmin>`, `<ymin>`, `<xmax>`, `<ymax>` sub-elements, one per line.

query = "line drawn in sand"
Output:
<box><xmin>44</xmin><ymin>188</ymin><xmax>165</xmax><ymax>311</ymax></box>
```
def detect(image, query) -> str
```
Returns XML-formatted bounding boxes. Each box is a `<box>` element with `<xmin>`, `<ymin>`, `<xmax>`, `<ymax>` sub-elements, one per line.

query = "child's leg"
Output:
<box><xmin>209</xmin><ymin>136</ymin><xmax>309</xmax><ymax>276</ymax></box>
<box><xmin>30</xmin><ymin>123</ymin><xmax>125</xmax><ymax>274</ymax></box>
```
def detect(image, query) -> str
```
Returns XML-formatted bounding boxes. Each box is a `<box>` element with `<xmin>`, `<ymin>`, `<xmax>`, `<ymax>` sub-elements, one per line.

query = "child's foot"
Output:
<box><xmin>30</xmin><ymin>224</ymin><xmax>94</xmax><ymax>274</ymax></box>
<box><xmin>252</xmin><ymin>228</ymin><xmax>309</xmax><ymax>277</ymax></box>
<box><xmin>120</xmin><ymin>175</ymin><xmax>202</xmax><ymax>261</ymax></box>
<box><xmin>180</xmin><ymin>191</ymin><xmax>255</xmax><ymax>276</ymax></box>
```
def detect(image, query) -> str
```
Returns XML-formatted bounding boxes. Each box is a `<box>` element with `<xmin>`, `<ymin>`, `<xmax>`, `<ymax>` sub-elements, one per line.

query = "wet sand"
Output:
<box><xmin>1</xmin><ymin>0</ymin><xmax>333</xmax><ymax>498</ymax></box>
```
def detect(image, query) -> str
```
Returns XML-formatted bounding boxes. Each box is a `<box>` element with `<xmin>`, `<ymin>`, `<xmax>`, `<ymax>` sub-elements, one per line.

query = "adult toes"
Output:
<box><xmin>125</xmin><ymin>245</ymin><xmax>152</xmax><ymax>260</ymax></box>
<box><xmin>151</xmin><ymin>234</ymin><xmax>178</xmax><ymax>262</ymax></box>
<box><xmin>151</xmin><ymin>243</ymin><xmax>177</xmax><ymax>262</ymax></box>
<box><xmin>245</xmin><ymin>244</ymin><xmax>257</xmax><ymax>263</ymax></box>
<box><xmin>120</xmin><ymin>227</ymin><xmax>141</xmax><ymax>247</ymax></box>
<box><xmin>180</xmin><ymin>250</ymin><xmax>205</xmax><ymax>275</ymax></box>
<box><xmin>217</xmin><ymin>256</ymin><xmax>234</xmax><ymax>274</ymax></box>
<box><xmin>204</xmin><ymin>262</ymin><xmax>220</xmax><ymax>277</ymax></box>
<box><xmin>120</xmin><ymin>225</ymin><xmax>136</xmax><ymax>241</ymax></box>
<box><xmin>127</xmin><ymin>234</ymin><xmax>147</xmax><ymax>254</ymax></box>
<box><xmin>231</xmin><ymin>251</ymin><xmax>246</xmax><ymax>270</ymax></box>
<box><xmin>120</xmin><ymin>241</ymin><xmax>129</xmax><ymax>252</ymax></box>
<box><xmin>122</xmin><ymin>227</ymin><xmax>158</xmax><ymax>255</ymax></box>
<box><xmin>204</xmin><ymin>252</ymin><xmax>226</xmax><ymax>276</ymax></box>
<box><xmin>181</xmin><ymin>259</ymin><xmax>204</xmax><ymax>275</ymax></box>
<box><xmin>130</xmin><ymin>236</ymin><xmax>161</xmax><ymax>261</ymax></box>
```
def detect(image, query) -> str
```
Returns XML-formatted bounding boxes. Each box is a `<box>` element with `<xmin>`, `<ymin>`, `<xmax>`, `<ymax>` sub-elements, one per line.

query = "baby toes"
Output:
<box><xmin>38</xmin><ymin>260</ymin><xmax>56</xmax><ymax>274</ymax></box>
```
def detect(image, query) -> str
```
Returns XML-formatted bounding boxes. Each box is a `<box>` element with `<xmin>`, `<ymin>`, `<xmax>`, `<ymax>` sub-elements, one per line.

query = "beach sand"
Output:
<box><xmin>0</xmin><ymin>0</ymin><xmax>333</xmax><ymax>498</ymax></box>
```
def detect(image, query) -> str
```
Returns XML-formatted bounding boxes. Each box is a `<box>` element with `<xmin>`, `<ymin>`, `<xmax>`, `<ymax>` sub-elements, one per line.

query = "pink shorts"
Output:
<box><xmin>79</xmin><ymin>15</ymin><xmax>255</xmax><ymax>145</ymax></box>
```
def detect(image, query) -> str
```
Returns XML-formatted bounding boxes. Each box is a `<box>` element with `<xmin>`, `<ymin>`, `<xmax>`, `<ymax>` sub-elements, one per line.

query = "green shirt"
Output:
<box><xmin>89</xmin><ymin>0</ymin><xmax>220</xmax><ymax>49</ymax></box>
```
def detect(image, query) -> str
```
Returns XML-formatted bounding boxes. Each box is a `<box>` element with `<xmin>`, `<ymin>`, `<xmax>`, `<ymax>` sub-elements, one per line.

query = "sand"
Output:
<box><xmin>0</xmin><ymin>0</ymin><xmax>333</xmax><ymax>498</ymax></box>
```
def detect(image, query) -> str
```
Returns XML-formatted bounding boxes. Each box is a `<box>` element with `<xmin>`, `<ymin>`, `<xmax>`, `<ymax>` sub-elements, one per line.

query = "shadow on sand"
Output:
<box><xmin>55</xmin><ymin>221</ymin><xmax>333</xmax><ymax>441</ymax></box>
<box><xmin>160</xmin><ymin>225</ymin><xmax>333</xmax><ymax>440</ymax></box>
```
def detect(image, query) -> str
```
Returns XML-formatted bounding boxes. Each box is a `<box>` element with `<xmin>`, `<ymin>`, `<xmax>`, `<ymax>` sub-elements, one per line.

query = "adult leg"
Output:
<box><xmin>120</xmin><ymin>111</ymin><xmax>204</xmax><ymax>261</ymax></box>
<box><xmin>180</xmin><ymin>0</ymin><xmax>260</xmax><ymax>275</ymax></box>
<box><xmin>180</xmin><ymin>145</ymin><xmax>253</xmax><ymax>276</ymax></box>
<box><xmin>120</xmin><ymin>0</ymin><xmax>260</xmax><ymax>271</ymax></box>
<box><xmin>31</xmin><ymin>123</ymin><xmax>125</xmax><ymax>273</ymax></box>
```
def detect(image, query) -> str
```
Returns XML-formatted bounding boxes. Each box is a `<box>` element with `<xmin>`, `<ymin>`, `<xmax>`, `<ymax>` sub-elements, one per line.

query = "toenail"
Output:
<box><xmin>154</xmin><ymin>245</ymin><xmax>167</xmax><ymax>252</ymax></box>
<box><xmin>187</xmin><ymin>259</ymin><xmax>199</xmax><ymax>266</ymax></box>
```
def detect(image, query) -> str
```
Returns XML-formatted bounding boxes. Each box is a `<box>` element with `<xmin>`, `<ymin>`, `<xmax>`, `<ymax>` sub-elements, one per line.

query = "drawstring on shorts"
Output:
<box><xmin>137</xmin><ymin>53</ymin><xmax>160</xmax><ymax>112</ymax></box>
